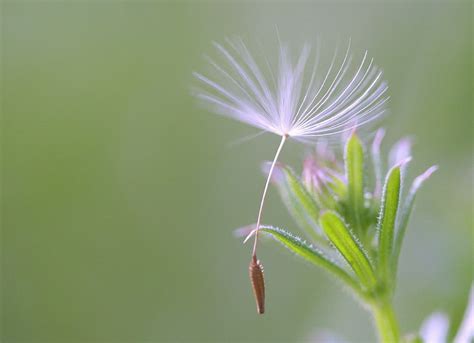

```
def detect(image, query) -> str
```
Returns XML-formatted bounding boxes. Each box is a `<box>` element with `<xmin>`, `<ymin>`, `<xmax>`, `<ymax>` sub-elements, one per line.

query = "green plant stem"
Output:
<box><xmin>371</xmin><ymin>299</ymin><xmax>400</xmax><ymax>343</ymax></box>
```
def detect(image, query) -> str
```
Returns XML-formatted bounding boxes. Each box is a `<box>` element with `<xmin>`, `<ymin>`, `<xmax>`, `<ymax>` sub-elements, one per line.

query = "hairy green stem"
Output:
<box><xmin>371</xmin><ymin>300</ymin><xmax>400</xmax><ymax>343</ymax></box>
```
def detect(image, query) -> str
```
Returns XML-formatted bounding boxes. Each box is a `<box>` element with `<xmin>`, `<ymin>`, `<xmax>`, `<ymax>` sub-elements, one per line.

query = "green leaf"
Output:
<box><xmin>327</xmin><ymin>175</ymin><xmax>347</xmax><ymax>200</ymax></box>
<box><xmin>265</xmin><ymin>163</ymin><xmax>324</xmax><ymax>244</ymax></box>
<box><xmin>377</xmin><ymin>165</ymin><xmax>401</xmax><ymax>285</ymax></box>
<box><xmin>392</xmin><ymin>166</ymin><xmax>438</xmax><ymax>281</ymax></box>
<box><xmin>317</xmin><ymin>172</ymin><xmax>347</xmax><ymax>210</ymax></box>
<box><xmin>319</xmin><ymin>211</ymin><xmax>376</xmax><ymax>289</ymax></box>
<box><xmin>345</xmin><ymin>133</ymin><xmax>366</xmax><ymax>235</ymax></box>
<box><xmin>259</xmin><ymin>225</ymin><xmax>366</xmax><ymax>299</ymax></box>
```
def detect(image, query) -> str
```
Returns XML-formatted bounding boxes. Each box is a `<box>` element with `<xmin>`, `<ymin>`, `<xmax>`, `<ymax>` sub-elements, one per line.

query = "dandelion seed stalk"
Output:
<box><xmin>244</xmin><ymin>134</ymin><xmax>287</xmax><ymax>315</ymax></box>
<box><xmin>245</xmin><ymin>134</ymin><xmax>287</xmax><ymax>252</ymax></box>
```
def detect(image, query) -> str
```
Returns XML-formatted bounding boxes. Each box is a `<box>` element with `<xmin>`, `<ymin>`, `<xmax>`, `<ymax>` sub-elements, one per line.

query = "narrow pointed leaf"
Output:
<box><xmin>377</xmin><ymin>165</ymin><xmax>401</xmax><ymax>285</ymax></box>
<box><xmin>319</xmin><ymin>211</ymin><xmax>376</xmax><ymax>289</ymax></box>
<box><xmin>345</xmin><ymin>133</ymin><xmax>366</xmax><ymax>235</ymax></box>
<box><xmin>327</xmin><ymin>173</ymin><xmax>348</xmax><ymax>200</ymax></box>
<box><xmin>392</xmin><ymin>166</ymin><xmax>438</xmax><ymax>279</ymax></box>
<box><xmin>285</xmin><ymin>166</ymin><xmax>320</xmax><ymax>221</ymax></box>
<box><xmin>263</xmin><ymin>163</ymin><xmax>324</xmax><ymax>244</ymax></box>
<box><xmin>259</xmin><ymin>225</ymin><xmax>365</xmax><ymax>297</ymax></box>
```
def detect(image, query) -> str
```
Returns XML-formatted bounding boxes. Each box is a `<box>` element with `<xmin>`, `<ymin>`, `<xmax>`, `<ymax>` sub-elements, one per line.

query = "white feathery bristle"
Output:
<box><xmin>194</xmin><ymin>37</ymin><xmax>388</xmax><ymax>142</ymax></box>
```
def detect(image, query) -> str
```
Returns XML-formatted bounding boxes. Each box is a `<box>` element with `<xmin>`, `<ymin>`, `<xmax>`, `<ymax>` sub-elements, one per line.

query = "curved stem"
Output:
<box><xmin>251</xmin><ymin>135</ymin><xmax>287</xmax><ymax>257</ymax></box>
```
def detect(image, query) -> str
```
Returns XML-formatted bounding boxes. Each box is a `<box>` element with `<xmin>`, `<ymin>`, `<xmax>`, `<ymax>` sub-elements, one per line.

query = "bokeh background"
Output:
<box><xmin>2</xmin><ymin>1</ymin><xmax>472</xmax><ymax>342</ymax></box>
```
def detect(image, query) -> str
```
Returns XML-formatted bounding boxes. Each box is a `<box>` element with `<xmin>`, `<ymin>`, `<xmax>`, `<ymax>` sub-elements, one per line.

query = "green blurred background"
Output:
<box><xmin>2</xmin><ymin>1</ymin><xmax>472</xmax><ymax>342</ymax></box>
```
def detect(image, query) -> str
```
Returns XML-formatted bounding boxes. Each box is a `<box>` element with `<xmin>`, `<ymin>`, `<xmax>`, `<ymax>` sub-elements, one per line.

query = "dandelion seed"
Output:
<box><xmin>193</xmin><ymin>37</ymin><xmax>388</xmax><ymax>314</ymax></box>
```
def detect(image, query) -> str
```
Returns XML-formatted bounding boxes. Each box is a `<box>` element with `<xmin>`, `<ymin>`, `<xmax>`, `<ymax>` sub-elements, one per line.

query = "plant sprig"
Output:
<box><xmin>243</xmin><ymin>132</ymin><xmax>437</xmax><ymax>342</ymax></box>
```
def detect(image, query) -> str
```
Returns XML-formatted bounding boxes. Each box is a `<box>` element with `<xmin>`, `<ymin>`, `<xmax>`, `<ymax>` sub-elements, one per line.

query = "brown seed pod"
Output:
<box><xmin>249</xmin><ymin>255</ymin><xmax>265</xmax><ymax>314</ymax></box>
